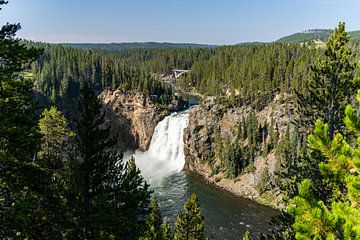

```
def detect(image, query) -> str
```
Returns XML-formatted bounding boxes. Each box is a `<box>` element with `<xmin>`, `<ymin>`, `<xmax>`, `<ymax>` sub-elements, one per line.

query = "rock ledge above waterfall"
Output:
<box><xmin>99</xmin><ymin>89</ymin><xmax>170</xmax><ymax>151</ymax></box>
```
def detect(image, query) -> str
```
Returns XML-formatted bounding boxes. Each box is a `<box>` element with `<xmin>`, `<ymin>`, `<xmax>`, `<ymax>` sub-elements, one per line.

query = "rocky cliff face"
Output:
<box><xmin>99</xmin><ymin>89</ymin><xmax>169</xmax><ymax>151</ymax></box>
<box><xmin>184</xmin><ymin>94</ymin><xmax>295</xmax><ymax>208</ymax></box>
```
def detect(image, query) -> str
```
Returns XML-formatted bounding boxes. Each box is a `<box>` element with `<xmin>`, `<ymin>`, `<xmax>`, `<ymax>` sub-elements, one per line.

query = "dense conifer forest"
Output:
<box><xmin>31</xmin><ymin>39</ymin><xmax>360</xmax><ymax>111</ymax></box>
<box><xmin>64</xmin><ymin>42</ymin><xmax>215</xmax><ymax>51</ymax></box>
<box><xmin>32</xmin><ymin>42</ymin><xmax>319</xmax><ymax>105</ymax></box>
<box><xmin>29</xmin><ymin>43</ymin><xmax>214</xmax><ymax>113</ymax></box>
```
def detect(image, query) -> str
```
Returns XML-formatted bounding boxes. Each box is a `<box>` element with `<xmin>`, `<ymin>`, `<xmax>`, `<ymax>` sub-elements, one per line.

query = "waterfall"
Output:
<box><xmin>125</xmin><ymin>111</ymin><xmax>189</xmax><ymax>186</ymax></box>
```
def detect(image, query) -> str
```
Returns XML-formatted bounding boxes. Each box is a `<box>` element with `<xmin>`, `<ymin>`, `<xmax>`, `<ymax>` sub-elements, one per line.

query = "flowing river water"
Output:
<box><xmin>125</xmin><ymin>111</ymin><xmax>279</xmax><ymax>239</ymax></box>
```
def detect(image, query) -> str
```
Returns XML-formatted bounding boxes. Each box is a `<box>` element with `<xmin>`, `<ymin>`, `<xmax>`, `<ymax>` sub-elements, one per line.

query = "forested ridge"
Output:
<box><xmin>31</xmin><ymin>39</ymin><xmax>360</xmax><ymax>111</ymax></box>
<box><xmin>182</xmin><ymin>44</ymin><xmax>320</xmax><ymax>101</ymax></box>
<box><xmin>30</xmin><ymin>43</ymin><xmax>214</xmax><ymax>112</ymax></box>
<box><xmin>63</xmin><ymin>42</ymin><xmax>215</xmax><ymax>51</ymax></box>
<box><xmin>32</xmin><ymin>42</ymin><xmax>318</xmax><ymax>104</ymax></box>
<box><xmin>277</xmin><ymin>29</ymin><xmax>360</xmax><ymax>43</ymax></box>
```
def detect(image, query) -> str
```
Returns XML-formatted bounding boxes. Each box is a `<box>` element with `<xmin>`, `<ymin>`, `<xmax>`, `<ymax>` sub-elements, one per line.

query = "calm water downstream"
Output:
<box><xmin>125</xmin><ymin>111</ymin><xmax>279</xmax><ymax>239</ymax></box>
<box><xmin>153</xmin><ymin>172</ymin><xmax>278</xmax><ymax>239</ymax></box>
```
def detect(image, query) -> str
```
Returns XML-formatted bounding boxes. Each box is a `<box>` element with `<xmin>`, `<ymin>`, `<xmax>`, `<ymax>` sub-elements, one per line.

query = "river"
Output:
<box><xmin>125</xmin><ymin>111</ymin><xmax>278</xmax><ymax>239</ymax></box>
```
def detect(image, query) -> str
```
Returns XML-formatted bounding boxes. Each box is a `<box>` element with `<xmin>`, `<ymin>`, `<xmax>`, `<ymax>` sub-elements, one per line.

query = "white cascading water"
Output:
<box><xmin>124</xmin><ymin>111</ymin><xmax>189</xmax><ymax>186</ymax></box>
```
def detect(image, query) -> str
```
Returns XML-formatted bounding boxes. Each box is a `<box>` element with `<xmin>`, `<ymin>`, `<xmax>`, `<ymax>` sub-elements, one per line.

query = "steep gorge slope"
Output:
<box><xmin>184</xmin><ymin>94</ymin><xmax>297</xmax><ymax>208</ymax></box>
<box><xmin>100</xmin><ymin>90</ymin><xmax>169</xmax><ymax>151</ymax></box>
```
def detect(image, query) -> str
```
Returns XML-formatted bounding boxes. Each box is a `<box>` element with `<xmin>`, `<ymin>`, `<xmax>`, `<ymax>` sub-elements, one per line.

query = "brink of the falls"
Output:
<box><xmin>124</xmin><ymin>111</ymin><xmax>189</xmax><ymax>186</ymax></box>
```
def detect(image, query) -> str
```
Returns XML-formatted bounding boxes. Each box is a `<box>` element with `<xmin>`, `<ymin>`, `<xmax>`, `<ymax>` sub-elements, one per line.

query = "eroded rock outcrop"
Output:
<box><xmin>184</xmin><ymin>94</ymin><xmax>295</xmax><ymax>208</ymax></box>
<box><xmin>99</xmin><ymin>89</ymin><xmax>169</xmax><ymax>151</ymax></box>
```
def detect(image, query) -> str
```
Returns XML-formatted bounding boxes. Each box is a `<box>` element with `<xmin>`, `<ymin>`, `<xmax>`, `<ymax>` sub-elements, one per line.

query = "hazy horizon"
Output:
<box><xmin>1</xmin><ymin>0</ymin><xmax>360</xmax><ymax>45</ymax></box>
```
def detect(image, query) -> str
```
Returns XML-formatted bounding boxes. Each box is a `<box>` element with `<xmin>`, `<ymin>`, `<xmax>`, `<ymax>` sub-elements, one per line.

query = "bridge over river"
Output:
<box><xmin>173</xmin><ymin>69</ymin><xmax>190</xmax><ymax>79</ymax></box>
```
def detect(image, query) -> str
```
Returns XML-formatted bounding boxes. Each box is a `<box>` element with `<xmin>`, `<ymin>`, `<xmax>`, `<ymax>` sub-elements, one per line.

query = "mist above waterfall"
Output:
<box><xmin>124</xmin><ymin>111</ymin><xmax>189</xmax><ymax>186</ymax></box>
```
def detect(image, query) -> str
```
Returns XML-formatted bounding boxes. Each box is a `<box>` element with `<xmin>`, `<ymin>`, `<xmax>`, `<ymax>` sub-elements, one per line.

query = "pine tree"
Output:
<box><xmin>145</xmin><ymin>197</ymin><xmax>163</xmax><ymax>238</ymax></box>
<box><xmin>295</xmin><ymin>22</ymin><xmax>356</xmax><ymax>140</ymax></box>
<box><xmin>118</xmin><ymin>157</ymin><xmax>151</xmax><ymax>238</ymax></box>
<box><xmin>224</xmin><ymin>143</ymin><xmax>240</xmax><ymax>179</ymax></box>
<box><xmin>301</xmin><ymin>24</ymin><xmax>357</xmax><ymax>203</ymax></box>
<box><xmin>140</xmin><ymin>197</ymin><xmax>172</xmax><ymax>240</ymax></box>
<box><xmin>71</xmin><ymin>83</ymin><xmax>151</xmax><ymax>239</ymax></box>
<box><xmin>274</xmin><ymin>22</ymin><xmax>357</xmax><ymax>240</ymax></box>
<box><xmin>34</xmin><ymin>106</ymin><xmax>75</xmax><ymax>238</ymax></box>
<box><xmin>160</xmin><ymin>220</ymin><xmax>172</xmax><ymax>240</ymax></box>
<box><xmin>73</xmin><ymin>82</ymin><xmax>115</xmax><ymax>238</ymax></box>
<box><xmin>0</xmin><ymin>3</ymin><xmax>43</xmax><ymax>161</ymax></box>
<box><xmin>174</xmin><ymin>193</ymin><xmax>207</xmax><ymax>240</ymax></box>
<box><xmin>289</xmin><ymin>90</ymin><xmax>360</xmax><ymax>239</ymax></box>
<box><xmin>38</xmin><ymin>106</ymin><xmax>74</xmax><ymax>163</ymax></box>
<box><xmin>0</xmin><ymin>1</ymin><xmax>46</xmax><ymax>238</ymax></box>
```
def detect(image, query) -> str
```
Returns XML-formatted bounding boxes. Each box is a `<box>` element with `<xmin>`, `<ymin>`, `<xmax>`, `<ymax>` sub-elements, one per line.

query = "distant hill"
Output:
<box><xmin>61</xmin><ymin>42</ymin><xmax>215</xmax><ymax>51</ymax></box>
<box><xmin>277</xmin><ymin>29</ymin><xmax>360</xmax><ymax>43</ymax></box>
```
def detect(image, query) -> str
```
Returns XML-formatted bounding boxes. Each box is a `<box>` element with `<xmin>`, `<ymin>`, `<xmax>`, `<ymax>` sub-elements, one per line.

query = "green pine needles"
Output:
<box><xmin>140</xmin><ymin>197</ymin><xmax>171</xmax><ymax>240</ymax></box>
<box><xmin>174</xmin><ymin>193</ymin><xmax>207</xmax><ymax>240</ymax></box>
<box><xmin>295</xmin><ymin>22</ymin><xmax>356</xmax><ymax>140</ymax></box>
<box><xmin>139</xmin><ymin>193</ymin><xmax>207</xmax><ymax>240</ymax></box>
<box><xmin>289</xmin><ymin>90</ymin><xmax>360</xmax><ymax>239</ymax></box>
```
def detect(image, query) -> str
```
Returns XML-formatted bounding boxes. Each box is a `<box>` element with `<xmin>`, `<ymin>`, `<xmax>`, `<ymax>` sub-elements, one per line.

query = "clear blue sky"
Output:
<box><xmin>1</xmin><ymin>0</ymin><xmax>360</xmax><ymax>45</ymax></box>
